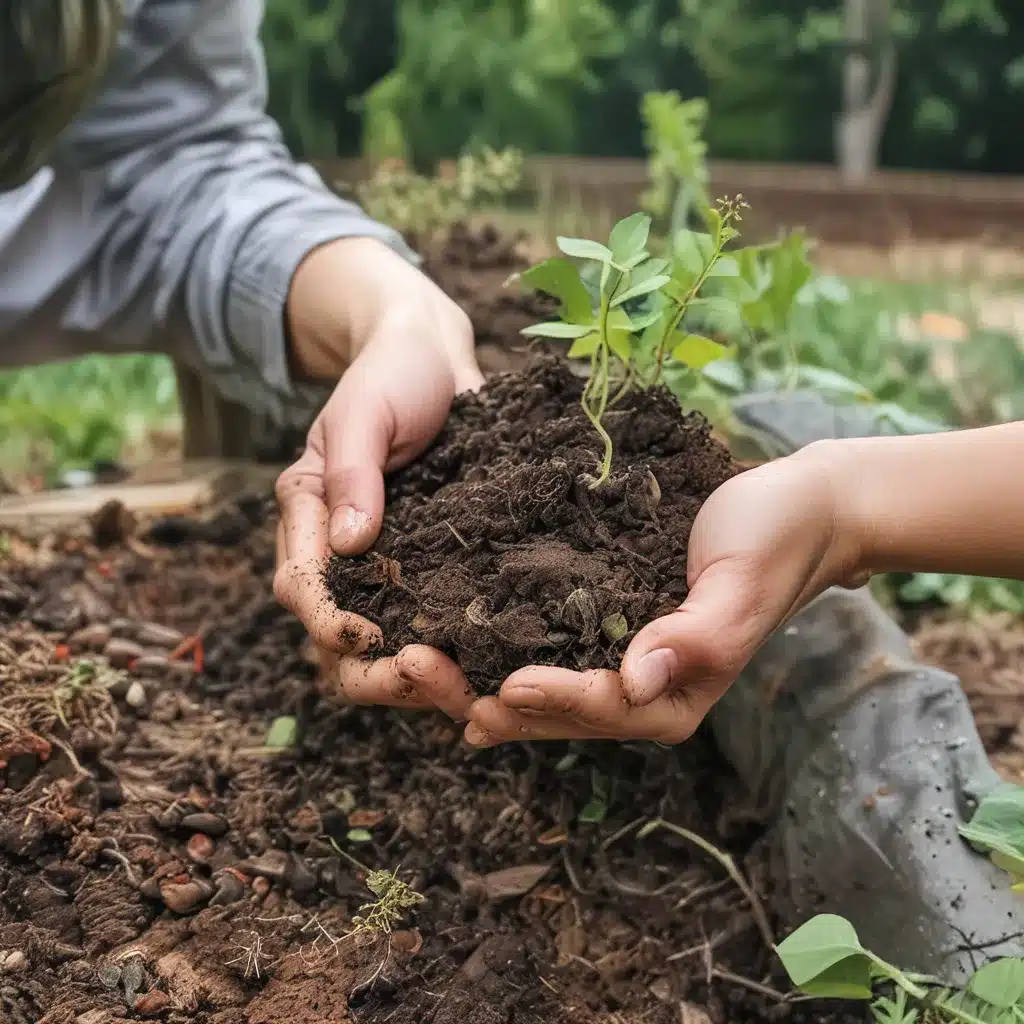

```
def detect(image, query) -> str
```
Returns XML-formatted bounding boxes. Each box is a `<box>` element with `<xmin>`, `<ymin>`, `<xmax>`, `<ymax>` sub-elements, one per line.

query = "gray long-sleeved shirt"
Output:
<box><xmin>0</xmin><ymin>0</ymin><xmax>413</xmax><ymax>426</ymax></box>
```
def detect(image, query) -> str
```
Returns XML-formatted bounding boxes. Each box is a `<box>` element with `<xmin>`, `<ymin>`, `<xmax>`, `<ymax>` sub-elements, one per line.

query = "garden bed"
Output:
<box><xmin>1</xmin><ymin>229</ymin><xmax>1021</xmax><ymax>1024</ymax></box>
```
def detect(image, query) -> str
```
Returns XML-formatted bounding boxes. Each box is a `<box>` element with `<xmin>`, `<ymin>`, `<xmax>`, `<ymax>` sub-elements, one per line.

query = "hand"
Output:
<box><xmin>464</xmin><ymin>442</ymin><xmax>868</xmax><ymax>747</ymax></box>
<box><xmin>274</xmin><ymin>237</ymin><xmax>483</xmax><ymax>718</ymax></box>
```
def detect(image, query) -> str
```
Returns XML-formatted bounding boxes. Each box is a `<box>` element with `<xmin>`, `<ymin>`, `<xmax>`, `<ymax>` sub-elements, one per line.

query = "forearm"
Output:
<box><xmin>823</xmin><ymin>422</ymin><xmax>1024</xmax><ymax>580</ymax></box>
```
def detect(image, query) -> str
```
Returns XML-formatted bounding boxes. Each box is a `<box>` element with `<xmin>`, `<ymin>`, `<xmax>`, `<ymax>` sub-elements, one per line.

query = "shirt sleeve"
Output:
<box><xmin>48</xmin><ymin>0</ymin><xmax>419</xmax><ymax>429</ymax></box>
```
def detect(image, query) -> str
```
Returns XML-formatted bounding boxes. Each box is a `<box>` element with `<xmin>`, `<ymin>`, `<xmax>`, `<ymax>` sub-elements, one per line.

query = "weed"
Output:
<box><xmin>352</xmin><ymin>146</ymin><xmax>523</xmax><ymax>242</ymax></box>
<box><xmin>329</xmin><ymin>839</ymin><xmax>425</xmax><ymax>937</ymax></box>
<box><xmin>52</xmin><ymin>659</ymin><xmax>123</xmax><ymax>732</ymax></box>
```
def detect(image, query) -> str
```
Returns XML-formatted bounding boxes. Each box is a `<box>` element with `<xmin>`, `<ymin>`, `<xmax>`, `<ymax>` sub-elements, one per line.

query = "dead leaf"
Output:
<box><xmin>481</xmin><ymin>863</ymin><xmax>551</xmax><ymax>901</ymax></box>
<box><xmin>536</xmin><ymin>825</ymin><xmax>569</xmax><ymax>846</ymax></box>
<box><xmin>348</xmin><ymin>809</ymin><xmax>386</xmax><ymax>829</ymax></box>
<box><xmin>679</xmin><ymin>1003</ymin><xmax>713</xmax><ymax>1024</ymax></box>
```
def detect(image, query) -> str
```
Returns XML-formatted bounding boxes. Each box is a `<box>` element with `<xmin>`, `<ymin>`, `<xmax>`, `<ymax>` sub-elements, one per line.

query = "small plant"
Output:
<box><xmin>777</xmin><ymin>913</ymin><xmax>1024</xmax><ymax>1024</ymax></box>
<box><xmin>352</xmin><ymin>146</ymin><xmax>523</xmax><ymax>242</ymax></box>
<box><xmin>52</xmin><ymin>659</ymin><xmax>123</xmax><ymax>730</ymax></box>
<box><xmin>518</xmin><ymin>198</ymin><xmax>750</xmax><ymax>486</ymax></box>
<box><xmin>330</xmin><ymin>839</ymin><xmax>425</xmax><ymax>937</ymax></box>
<box><xmin>958</xmin><ymin>782</ymin><xmax>1024</xmax><ymax>891</ymax></box>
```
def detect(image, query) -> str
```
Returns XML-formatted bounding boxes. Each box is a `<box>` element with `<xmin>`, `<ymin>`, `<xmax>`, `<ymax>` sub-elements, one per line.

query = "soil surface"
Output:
<box><xmin>0</xmin><ymin>505</ymin><xmax>862</xmax><ymax>1024</ymax></box>
<box><xmin>323</xmin><ymin>359</ymin><xmax>736</xmax><ymax>695</ymax></box>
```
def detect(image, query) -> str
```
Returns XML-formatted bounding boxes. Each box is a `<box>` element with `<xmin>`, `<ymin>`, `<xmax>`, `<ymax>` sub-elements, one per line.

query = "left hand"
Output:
<box><xmin>274</xmin><ymin>236</ymin><xmax>483</xmax><ymax>719</ymax></box>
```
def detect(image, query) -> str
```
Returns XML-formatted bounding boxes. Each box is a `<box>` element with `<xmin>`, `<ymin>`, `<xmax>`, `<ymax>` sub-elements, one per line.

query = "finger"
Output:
<box><xmin>621</xmin><ymin>559</ymin><xmax>775</xmax><ymax>707</ymax></box>
<box><xmin>275</xmin><ymin>463</ymin><xmax>381</xmax><ymax>656</ymax></box>
<box><xmin>499</xmin><ymin>667</ymin><xmax>629</xmax><ymax>730</ymax></box>
<box><xmin>395</xmin><ymin>645</ymin><xmax>475</xmax><ymax>721</ymax></box>
<box><xmin>327</xmin><ymin>653</ymin><xmax>432</xmax><ymax>709</ymax></box>
<box><xmin>465</xmin><ymin>697</ymin><xmax>594</xmax><ymax>747</ymax></box>
<box><xmin>496</xmin><ymin>667</ymin><xmax>707</xmax><ymax>744</ymax></box>
<box><xmin>320</xmin><ymin>373</ymin><xmax>392</xmax><ymax>557</ymax></box>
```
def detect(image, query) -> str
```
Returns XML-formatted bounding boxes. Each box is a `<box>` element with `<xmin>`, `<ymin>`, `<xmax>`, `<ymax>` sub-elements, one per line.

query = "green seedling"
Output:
<box><xmin>777</xmin><ymin>914</ymin><xmax>1024</xmax><ymax>1024</ymax></box>
<box><xmin>264</xmin><ymin>715</ymin><xmax>298</xmax><ymax>751</ymax></box>
<box><xmin>52</xmin><ymin>659</ymin><xmax>123</xmax><ymax>729</ymax></box>
<box><xmin>519</xmin><ymin>198</ymin><xmax>748</xmax><ymax>487</ymax></box>
<box><xmin>330</xmin><ymin>839</ymin><xmax>425</xmax><ymax>937</ymax></box>
<box><xmin>958</xmin><ymin>782</ymin><xmax>1024</xmax><ymax>892</ymax></box>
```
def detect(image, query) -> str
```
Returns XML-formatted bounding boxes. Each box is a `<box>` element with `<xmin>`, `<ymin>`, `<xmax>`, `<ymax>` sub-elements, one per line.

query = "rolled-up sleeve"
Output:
<box><xmin>153</xmin><ymin>138</ymin><xmax>417</xmax><ymax>427</ymax></box>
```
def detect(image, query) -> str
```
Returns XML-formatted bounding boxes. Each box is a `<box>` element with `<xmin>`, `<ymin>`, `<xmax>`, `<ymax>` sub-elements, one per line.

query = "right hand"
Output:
<box><xmin>463</xmin><ymin>441</ymin><xmax>869</xmax><ymax>747</ymax></box>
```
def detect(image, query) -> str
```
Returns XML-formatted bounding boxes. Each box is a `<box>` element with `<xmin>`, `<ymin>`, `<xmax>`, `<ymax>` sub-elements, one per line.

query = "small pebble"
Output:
<box><xmin>4</xmin><ymin>951</ymin><xmax>27</xmax><ymax>972</ymax></box>
<box><xmin>181</xmin><ymin>812</ymin><xmax>228</xmax><ymax>837</ymax></box>
<box><xmin>105</xmin><ymin>638</ymin><xmax>146</xmax><ymax>669</ymax></box>
<box><xmin>136</xmin><ymin>622</ymin><xmax>185</xmax><ymax>648</ymax></box>
<box><xmin>134</xmin><ymin>654</ymin><xmax>172</xmax><ymax>676</ymax></box>
<box><xmin>252</xmin><ymin>876</ymin><xmax>271</xmax><ymax>899</ymax></box>
<box><xmin>242</xmin><ymin>850</ymin><xmax>290</xmax><ymax>881</ymax></box>
<box><xmin>69</xmin><ymin>623</ymin><xmax>113</xmax><ymax>651</ymax></box>
<box><xmin>210</xmin><ymin>871</ymin><xmax>246</xmax><ymax>906</ymax></box>
<box><xmin>159</xmin><ymin>880</ymin><xmax>212</xmax><ymax>914</ymax></box>
<box><xmin>289</xmin><ymin>858</ymin><xmax>317</xmax><ymax>896</ymax></box>
<box><xmin>134</xmin><ymin>989</ymin><xmax>171</xmax><ymax>1016</ymax></box>
<box><xmin>392</xmin><ymin>929</ymin><xmax>423</xmax><ymax>956</ymax></box>
<box><xmin>186</xmin><ymin>833</ymin><xmax>215</xmax><ymax>865</ymax></box>
<box><xmin>125</xmin><ymin>681</ymin><xmax>147</xmax><ymax>709</ymax></box>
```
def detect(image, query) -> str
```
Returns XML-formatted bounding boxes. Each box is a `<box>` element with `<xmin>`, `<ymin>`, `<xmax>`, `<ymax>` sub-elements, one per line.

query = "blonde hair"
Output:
<box><xmin>0</xmin><ymin>0</ymin><xmax>122</xmax><ymax>188</ymax></box>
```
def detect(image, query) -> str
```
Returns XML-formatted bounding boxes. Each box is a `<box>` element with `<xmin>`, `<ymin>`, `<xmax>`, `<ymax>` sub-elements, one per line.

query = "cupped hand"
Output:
<box><xmin>464</xmin><ymin>443</ymin><xmax>868</xmax><ymax>747</ymax></box>
<box><xmin>273</xmin><ymin>237</ymin><xmax>483</xmax><ymax>718</ymax></box>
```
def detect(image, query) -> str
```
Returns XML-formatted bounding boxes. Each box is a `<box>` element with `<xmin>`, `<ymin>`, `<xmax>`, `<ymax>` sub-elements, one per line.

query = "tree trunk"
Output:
<box><xmin>836</xmin><ymin>0</ymin><xmax>897</xmax><ymax>184</ymax></box>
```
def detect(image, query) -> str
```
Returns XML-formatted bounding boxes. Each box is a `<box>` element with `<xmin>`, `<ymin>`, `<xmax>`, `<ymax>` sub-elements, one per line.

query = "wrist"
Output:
<box><xmin>285</xmin><ymin>237</ymin><xmax>409</xmax><ymax>381</ymax></box>
<box><xmin>789</xmin><ymin>439</ymin><xmax>875</xmax><ymax>590</ymax></box>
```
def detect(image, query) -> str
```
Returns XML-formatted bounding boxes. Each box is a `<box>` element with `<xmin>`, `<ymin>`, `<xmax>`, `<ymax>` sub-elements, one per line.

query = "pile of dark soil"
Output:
<box><xmin>324</xmin><ymin>358</ymin><xmax>736</xmax><ymax>695</ymax></box>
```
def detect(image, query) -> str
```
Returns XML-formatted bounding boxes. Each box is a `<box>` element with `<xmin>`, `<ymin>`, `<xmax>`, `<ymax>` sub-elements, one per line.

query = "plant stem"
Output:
<box><xmin>639</xmin><ymin>818</ymin><xmax>775</xmax><ymax>952</ymax></box>
<box><xmin>584</xmin><ymin>267</ymin><xmax>622</xmax><ymax>488</ymax></box>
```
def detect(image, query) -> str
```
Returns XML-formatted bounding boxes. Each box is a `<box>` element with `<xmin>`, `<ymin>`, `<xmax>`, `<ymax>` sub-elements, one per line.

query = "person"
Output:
<box><xmin>5</xmin><ymin>2</ymin><xmax>1022</xmax><ymax>755</ymax></box>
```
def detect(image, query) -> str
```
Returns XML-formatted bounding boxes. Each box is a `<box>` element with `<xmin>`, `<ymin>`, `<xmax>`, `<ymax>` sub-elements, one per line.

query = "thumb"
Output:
<box><xmin>321</xmin><ymin>388</ymin><xmax>392</xmax><ymax>556</ymax></box>
<box><xmin>621</xmin><ymin>559</ymin><xmax>782</xmax><ymax>708</ymax></box>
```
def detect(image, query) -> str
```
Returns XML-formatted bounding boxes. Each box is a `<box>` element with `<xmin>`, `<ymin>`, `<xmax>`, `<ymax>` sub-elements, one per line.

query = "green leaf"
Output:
<box><xmin>520</xmin><ymin>258</ymin><xmax>593</xmax><ymax>323</ymax></box>
<box><xmin>610</xmin><ymin>274</ymin><xmax>671</xmax><ymax>307</ymax></box>
<box><xmin>608</xmin><ymin>213</ymin><xmax>652</xmax><ymax>264</ymax></box>
<box><xmin>347</xmin><ymin>828</ymin><xmax>374</xmax><ymax>844</ymax></box>
<box><xmin>521</xmin><ymin>322</ymin><xmax>592</xmax><ymax>339</ymax></box>
<box><xmin>674</xmin><ymin>230</ymin><xmax>716</xmax><ymax>277</ymax></box>
<box><xmin>557</xmin><ymin>236</ymin><xmax>613</xmax><ymax>262</ymax></box>
<box><xmin>707</xmin><ymin>255</ymin><xmax>740</xmax><ymax>278</ymax></box>
<box><xmin>265</xmin><ymin>716</ymin><xmax>297</xmax><ymax>749</ymax></box>
<box><xmin>671</xmin><ymin>333</ymin><xmax>731</xmax><ymax>370</ymax></box>
<box><xmin>960</xmin><ymin>783</ymin><xmax>1024</xmax><ymax>885</ymax></box>
<box><xmin>606</xmin><ymin>328</ymin><xmax>632</xmax><ymax>364</ymax></box>
<box><xmin>689</xmin><ymin>296</ymin><xmax>744</xmax><ymax>335</ymax></box>
<box><xmin>764</xmin><ymin>233</ymin><xmax>814</xmax><ymax>329</ymax></box>
<box><xmin>775</xmin><ymin>915</ymin><xmax>873</xmax><ymax>1000</ymax></box>
<box><xmin>567</xmin><ymin>333</ymin><xmax>600</xmax><ymax>359</ymax></box>
<box><xmin>969</xmin><ymin>959</ymin><xmax>1024</xmax><ymax>1008</ymax></box>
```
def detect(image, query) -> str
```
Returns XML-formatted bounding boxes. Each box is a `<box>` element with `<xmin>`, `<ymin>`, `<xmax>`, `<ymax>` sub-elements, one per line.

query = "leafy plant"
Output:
<box><xmin>518</xmin><ymin>197</ymin><xmax>774</xmax><ymax>486</ymax></box>
<box><xmin>958</xmin><ymin>783</ymin><xmax>1024</xmax><ymax>892</ymax></box>
<box><xmin>777</xmin><ymin>913</ymin><xmax>1024</xmax><ymax>1023</ymax></box>
<box><xmin>351</xmin><ymin>146</ymin><xmax>523</xmax><ymax>242</ymax></box>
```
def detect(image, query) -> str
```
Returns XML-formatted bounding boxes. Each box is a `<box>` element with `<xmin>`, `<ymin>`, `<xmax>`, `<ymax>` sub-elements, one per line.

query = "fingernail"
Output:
<box><xmin>465</xmin><ymin>723</ymin><xmax>495</xmax><ymax>747</ymax></box>
<box><xmin>502</xmin><ymin>685</ymin><xmax>547</xmax><ymax>712</ymax></box>
<box><xmin>629</xmin><ymin>648</ymin><xmax>677</xmax><ymax>705</ymax></box>
<box><xmin>330</xmin><ymin>505</ymin><xmax>370</xmax><ymax>547</ymax></box>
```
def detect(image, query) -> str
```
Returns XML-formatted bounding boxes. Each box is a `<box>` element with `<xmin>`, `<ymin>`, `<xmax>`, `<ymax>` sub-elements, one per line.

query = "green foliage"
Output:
<box><xmin>0</xmin><ymin>354</ymin><xmax>178</xmax><ymax>484</ymax></box>
<box><xmin>777</xmin><ymin>913</ymin><xmax>1024</xmax><ymax>1023</ymax></box>
<box><xmin>959</xmin><ymin>783</ymin><xmax>1024</xmax><ymax>891</ymax></box>
<box><xmin>264</xmin><ymin>715</ymin><xmax>298</xmax><ymax>750</ymax></box>
<box><xmin>359</xmin><ymin>0</ymin><xmax>621</xmax><ymax>167</ymax></box>
<box><xmin>519</xmin><ymin>197</ymin><xmax>818</xmax><ymax>485</ymax></box>
<box><xmin>352</xmin><ymin>147</ymin><xmax>523</xmax><ymax>241</ymax></box>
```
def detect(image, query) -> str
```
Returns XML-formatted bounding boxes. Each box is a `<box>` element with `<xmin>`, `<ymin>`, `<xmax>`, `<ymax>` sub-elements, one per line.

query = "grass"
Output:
<box><xmin>0</xmin><ymin>354</ymin><xmax>180</xmax><ymax>487</ymax></box>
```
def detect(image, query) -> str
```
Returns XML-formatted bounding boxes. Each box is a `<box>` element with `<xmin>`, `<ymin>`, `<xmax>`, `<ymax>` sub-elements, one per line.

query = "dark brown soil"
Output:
<box><xmin>323</xmin><ymin>358</ymin><xmax>737</xmax><ymax>695</ymax></box>
<box><xmin>0</xmin><ymin>509</ymin><xmax>865</xmax><ymax>1024</ymax></box>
